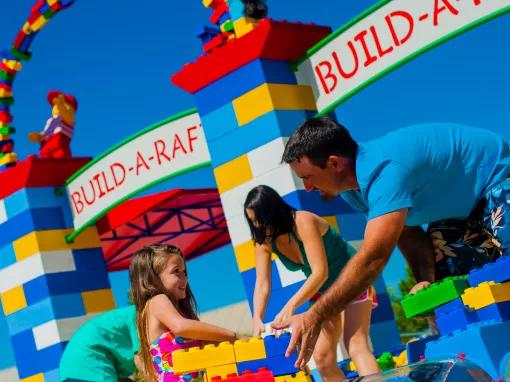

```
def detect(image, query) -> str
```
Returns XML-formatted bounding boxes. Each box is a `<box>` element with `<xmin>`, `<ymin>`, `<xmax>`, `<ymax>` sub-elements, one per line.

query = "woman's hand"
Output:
<box><xmin>409</xmin><ymin>281</ymin><xmax>431</xmax><ymax>295</ymax></box>
<box><xmin>252</xmin><ymin>317</ymin><xmax>265</xmax><ymax>337</ymax></box>
<box><xmin>273</xmin><ymin>303</ymin><xmax>296</xmax><ymax>329</ymax></box>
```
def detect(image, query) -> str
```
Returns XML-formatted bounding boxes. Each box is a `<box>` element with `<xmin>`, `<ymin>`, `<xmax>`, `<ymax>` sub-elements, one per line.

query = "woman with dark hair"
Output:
<box><xmin>244</xmin><ymin>185</ymin><xmax>379</xmax><ymax>381</ymax></box>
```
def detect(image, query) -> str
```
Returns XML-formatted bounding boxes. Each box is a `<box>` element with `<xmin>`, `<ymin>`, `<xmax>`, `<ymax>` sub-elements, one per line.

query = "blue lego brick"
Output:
<box><xmin>6</xmin><ymin>294</ymin><xmax>86</xmax><ymax>335</ymax></box>
<box><xmin>0</xmin><ymin>103</ymin><xmax>11</xmax><ymax>110</ymax></box>
<box><xmin>406</xmin><ymin>335</ymin><xmax>440</xmax><ymax>363</ymax></box>
<box><xmin>23</xmin><ymin>270</ymin><xmax>111</xmax><ymax>304</ymax></box>
<box><xmin>37</xmin><ymin>2</ymin><xmax>51</xmax><ymax>13</ymax></box>
<box><xmin>10</xmin><ymin>328</ymin><xmax>37</xmax><ymax>356</ymax></box>
<box><xmin>241</xmin><ymin>261</ymin><xmax>282</xmax><ymax>293</ymax></box>
<box><xmin>195</xmin><ymin>25</ymin><xmax>220</xmax><ymax>43</ymax></box>
<box><xmin>370</xmin><ymin>293</ymin><xmax>395</xmax><ymax>324</ymax></box>
<box><xmin>72</xmin><ymin>248</ymin><xmax>107</xmax><ymax>271</ymax></box>
<box><xmin>369</xmin><ymin>319</ymin><xmax>402</xmax><ymax>354</ymax></box>
<box><xmin>237</xmin><ymin>353</ymin><xmax>299</xmax><ymax>376</ymax></box>
<box><xmin>44</xmin><ymin>368</ymin><xmax>60</xmax><ymax>382</ymax></box>
<box><xmin>282</xmin><ymin>190</ymin><xmax>354</xmax><ymax>216</ymax></box>
<box><xmin>208</xmin><ymin>110</ymin><xmax>314</xmax><ymax>167</ymax></box>
<box><xmin>338</xmin><ymin>359</ymin><xmax>351</xmax><ymax>373</ymax></box>
<box><xmin>228</xmin><ymin>0</ymin><xmax>245</xmax><ymax>20</ymax></box>
<box><xmin>468</xmin><ymin>256</ymin><xmax>510</xmax><ymax>287</ymax></box>
<box><xmin>0</xmin><ymin>207</ymin><xmax>69</xmax><ymax>247</ymax></box>
<box><xmin>18</xmin><ymin>32</ymin><xmax>37</xmax><ymax>53</ymax></box>
<box><xmin>200</xmin><ymin>102</ymin><xmax>238</xmax><ymax>142</ymax></box>
<box><xmin>425</xmin><ymin>320</ymin><xmax>510</xmax><ymax>380</ymax></box>
<box><xmin>4</xmin><ymin>187</ymin><xmax>71</xmax><ymax>217</ymax></box>
<box><xmin>477</xmin><ymin>301</ymin><xmax>510</xmax><ymax>323</ymax></box>
<box><xmin>15</xmin><ymin>342</ymin><xmax>67</xmax><ymax>379</ymax></box>
<box><xmin>194</xmin><ymin>59</ymin><xmax>297</xmax><ymax>114</ymax></box>
<box><xmin>219</xmin><ymin>11</ymin><xmax>231</xmax><ymax>25</ymax></box>
<box><xmin>434</xmin><ymin>299</ymin><xmax>478</xmax><ymax>336</ymax></box>
<box><xmin>0</xmin><ymin>242</ymin><xmax>16</xmax><ymax>270</ymax></box>
<box><xmin>336</xmin><ymin>212</ymin><xmax>366</xmax><ymax>241</ymax></box>
<box><xmin>263</xmin><ymin>282</ymin><xmax>309</xmax><ymax>322</ymax></box>
<box><xmin>264</xmin><ymin>332</ymin><xmax>291</xmax><ymax>358</ymax></box>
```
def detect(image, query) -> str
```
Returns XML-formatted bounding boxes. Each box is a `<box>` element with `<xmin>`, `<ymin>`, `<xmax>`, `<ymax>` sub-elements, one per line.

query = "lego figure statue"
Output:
<box><xmin>28</xmin><ymin>90</ymin><xmax>77</xmax><ymax>159</ymax></box>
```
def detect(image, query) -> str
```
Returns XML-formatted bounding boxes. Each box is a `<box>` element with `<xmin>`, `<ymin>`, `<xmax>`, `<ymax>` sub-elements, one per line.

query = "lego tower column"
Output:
<box><xmin>0</xmin><ymin>157</ymin><xmax>116</xmax><ymax>382</ymax></box>
<box><xmin>173</xmin><ymin>15</ymin><xmax>401</xmax><ymax>354</ymax></box>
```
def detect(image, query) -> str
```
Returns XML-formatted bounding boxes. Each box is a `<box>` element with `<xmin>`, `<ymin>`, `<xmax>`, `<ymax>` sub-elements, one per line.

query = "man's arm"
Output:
<box><xmin>310</xmin><ymin>208</ymin><xmax>408</xmax><ymax>322</ymax></box>
<box><xmin>398</xmin><ymin>226</ymin><xmax>436</xmax><ymax>283</ymax></box>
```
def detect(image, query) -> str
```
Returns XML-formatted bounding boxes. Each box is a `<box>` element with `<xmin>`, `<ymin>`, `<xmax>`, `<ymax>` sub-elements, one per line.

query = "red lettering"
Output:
<box><xmin>314</xmin><ymin>60</ymin><xmax>337</xmax><ymax>94</ymax></box>
<box><xmin>71</xmin><ymin>192</ymin><xmax>84</xmax><ymax>214</ymax></box>
<box><xmin>433</xmin><ymin>0</ymin><xmax>459</xmax><ymax>26</ymax></box>
<box><xmin>80</xmin><ymin>181</ymin><xmax>96</xmax><ymax>206</ymax></box>
<box><xmin>135</xmin><ymin>151</ymin><xmax>150</xmax><ymax>175</ymax></box>
<box><xmin>172</xmin><ymin>134</ymin><xmax>188</xmax><ymax>158</ymax></box>
<box><xmin>473</xmin><ymin>0</ymin><xmax>481</xmax><ymax>5</ymax></box>
<box><xmin>370</xmin><ymin>26</ymin><xmax>393</xmax><ymax>58</ymax></box>
<box><xmin>101</xmin><ymin>171</ymin><xmax>115</xmax><ymax>193</ymax></box>
<box><xmin>353</xmin><ymin>30</ymin><xmax>378</xmax><ymax>67</ymax></box>
<box><xmin>332</xmin><ymin>43</ymin><xmax>359</xmax><ymax>79</ymax></box>
<box><xmin>110</xmin><ymin>162</ymin><xmax>126</xmax><ymax>186</ymax></box>
<box><xmin>92</xmin><ymin>173</ymin><xmax>107</xmax><ymax>198</ymax></box>
<box><xmin>187</xmin><ymin>126</ymin><xmax>198</xmax><ymax>152</ymax></box>
<box><xmin>385</xmin><ymin>11</ymin><xmax>414</xmax><ymax>46</ymax></box>
<box><xmin>154</xmin><ymin>139</ymin><xmax>171</xmax><ymax>164</ymax></box>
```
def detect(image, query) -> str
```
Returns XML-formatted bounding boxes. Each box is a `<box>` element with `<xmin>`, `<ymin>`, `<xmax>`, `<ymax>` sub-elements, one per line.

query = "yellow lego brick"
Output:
<box><xmin>1</xmin><ymin>285</ymin><xmax>27</xmax><ymax>315</ymax></box>
<box><xmin>20</xmin><ymin>373</ymin><xmax>45</xmax><ymax>382</ymax></box>
<box><xmin>0</xmin><ymin>89</ymin><xmax>13</xmax><ymax>98</ymax></box>
<box><xmin>48</xmin><ymin>0</ymin><xmax>59</xmax><ymax>5</ymax></box>
<box><xmin>13</xmin><ymin>227</ymin><xmax>101</xmax><ymax>261</ymax></box>
<box><xmin>213</xmin><ymin>154</ymin><xmax>253</xmax><ymax>193</ymax></box>
<box><xmin>232</xmin><ymin>83</ymin><xmax>317</xmax><ymax>126</ymax></box>
<box><xmin>2</xmin><ymin>59</ymin><xmax>22</xmax><ymax>72</ymax></box>
<box><xmin>461</xmin><ymin>281</ymin><xmax>510</xmax><ymax>310</ymax></box>
<box><xmin>393</xmin><ymin>350</ymin><xmax>408</xmax><ymax>367</ymax></box>
<box><xmin>173</xmin><ymin>342</ymin><xmax>236</xmax><ymax>374</ymax></box>
<box><xmin>22</xmin><ymin>22</ymin><xmax>33</xmax><ymax>34</ymax></box>
<box><xmin>0</xmin><ymin>134</ymin><xmax>10</xmax><ymax>140</ymax></box>
<box><xmin>234</xmin><ymin>240</ymin><xmax>278</xmax><ymax>272</ymax></box>
<box><xmin>202</xmin><ymin>0</ymin><xmax>213</xmax><ymax>7</ymax></box>
<box><xmin>0</xmin><ymin>153</ymin><xmax>17</xmax><ymax>166</ymax></box>
<box><xmin>82</xmin><ymin>289</ymin><xmax>115</xmax><ymax>313</ymax></box>
<box><xmin>233</xmin><ymin>17</ymin><xmax>259</xmax><ymax>38</ymax></box>
<box><xmin>205</xmin><ymin>363</ymin><xmax>237</xmax><ymax>382</ymax></box>
<box><xmin>234</xmin><ymin>337</ymin><xmax>266</xmax><ymax>362</ymax></box>
<box><xmin>30</xmin><ymin>15</ymin><xmax>49</xmax><ymax>32</ymax></box>
<box><xmin>275</xmin><ymin>371</ymin><xmax>313</xmax><ymax>382</ymax></box>
<box><xmin>322</xmin><ymin>216</ymin><xmax>339</xmax><ymax>232</ymax></box>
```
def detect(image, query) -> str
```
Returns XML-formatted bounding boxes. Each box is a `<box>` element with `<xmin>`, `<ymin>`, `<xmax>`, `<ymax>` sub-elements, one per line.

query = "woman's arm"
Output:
<box><xmin>252</xmin><ymin>243</ymin><xmax>272</xmax><ymax>335</ymax></box>
<box><xmin>150</xmin><ymin>294</ymin><xmax>237</xmax><ymax>342</ymax></box>
<box><xmin>274</xmin><ymin>213</ymin><xmax>328</xmax><ymax>326</ymax></box>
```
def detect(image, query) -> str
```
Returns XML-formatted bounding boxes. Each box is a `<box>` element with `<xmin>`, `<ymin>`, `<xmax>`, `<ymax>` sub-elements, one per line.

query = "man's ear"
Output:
<box><xmin>327</xmin><ymin>155</ymin><xmax>343</xmax><ymax>171</ymax></box>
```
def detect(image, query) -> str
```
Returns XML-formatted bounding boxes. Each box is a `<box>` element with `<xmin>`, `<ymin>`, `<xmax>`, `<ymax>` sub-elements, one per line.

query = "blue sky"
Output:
<box><xmin>0</xmin><ymin>0</ymin><xmax>509</xmax><ymax>371</ymax></box>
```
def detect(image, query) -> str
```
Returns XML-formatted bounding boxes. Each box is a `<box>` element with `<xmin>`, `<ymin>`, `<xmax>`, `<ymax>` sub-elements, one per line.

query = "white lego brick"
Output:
<box><xmin>274</xmin><ymin>258</ymin><xmax>306</xmax><ymax>287</ymax></box>
<box><xmin>226</xmin><ymin>214</ymin><xmax>252</xmax><ymax>246</ymax></box>
<box><xmin>0</xmin><ymin>199</ymin><xmax>6</xmax><ymax>224</ymax></box>
<box><xmin>247</xmin><ymin>137</ymin><xmax>288</xmax><ymax>178</ymax></box>
<box><xmin>33</xmin><ymin>315</ymin><xmax>96</xmax><ymax>350</ymax></box>
<box><xmin>0</xmin><ymin>250</ymin><xmax>76</xmax><ymax>293</ymax></box>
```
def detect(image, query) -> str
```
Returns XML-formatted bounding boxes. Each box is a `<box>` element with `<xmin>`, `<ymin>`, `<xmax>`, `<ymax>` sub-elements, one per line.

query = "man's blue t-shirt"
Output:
<box><xmin>341</xmin><ymin>123</ymin><xmax>510</xmax><ymax>226</ymax></box>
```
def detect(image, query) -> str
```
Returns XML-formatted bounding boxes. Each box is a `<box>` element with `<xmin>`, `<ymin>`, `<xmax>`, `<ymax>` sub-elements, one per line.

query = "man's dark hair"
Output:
<box><xmin>282</xmin><ymin>116</ymin><xmax>358</xmax><ymax>168</ymax></box>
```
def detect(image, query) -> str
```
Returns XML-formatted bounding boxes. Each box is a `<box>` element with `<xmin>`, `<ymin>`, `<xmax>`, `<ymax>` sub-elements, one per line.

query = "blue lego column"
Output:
<box><xmin>172</xmin><ymin>15</ymin><xmax>401</xmax><ymax>357</ymax></box>
<box><xmin>0</xmin><ymin>157</ymin><xmax>116</xmax><ymax>382</ymax></box>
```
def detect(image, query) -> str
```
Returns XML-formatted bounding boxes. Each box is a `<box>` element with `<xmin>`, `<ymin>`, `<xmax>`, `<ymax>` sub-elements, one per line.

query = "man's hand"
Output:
<box><xmin>409</xmin><ymin>281</ymin><xmax>431</xmax><ymax>295</ymax></box>
<box><xmin>272</xmin><ymin>312</ymin><xmax>322</xmax><ymax>369</ymax></box>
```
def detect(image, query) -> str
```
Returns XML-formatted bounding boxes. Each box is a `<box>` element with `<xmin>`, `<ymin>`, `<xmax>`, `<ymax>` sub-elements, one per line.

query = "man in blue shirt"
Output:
<box><xmin>276</xmin><ymin>116</ymin><xmax>510</xmax><ymax>368</ymax></box>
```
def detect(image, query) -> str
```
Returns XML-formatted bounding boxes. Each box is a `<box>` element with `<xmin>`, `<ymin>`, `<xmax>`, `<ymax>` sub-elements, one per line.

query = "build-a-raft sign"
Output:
<box><xmin>295</xmin><ymin>0</ymin><xmax>510</xmax><ymax>114</ymax></box>
<box><xmin>65</xmin><ymin>109</ymin><xmax>209</xmax><ymax>241</ymax></box>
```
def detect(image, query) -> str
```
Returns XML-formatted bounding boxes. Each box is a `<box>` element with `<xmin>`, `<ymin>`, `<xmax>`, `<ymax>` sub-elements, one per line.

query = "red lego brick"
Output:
<box><xmin>30</xmin><ymin>0</ymin><xmax>46</xmax><ymax>14</ymax></box>
<box><xmin>0</xmin><ymin>156</ymin><xmax>91</xmax><ymax>199</ymax></box>
<box><xmin>0</xmin><ymin>84</ymin><xmax>12</xmax><ymax>92</ymax></box>
<box><xmin>203</xmin><ymin>32</ymin><xmax>231</xmax><ymax>53</ymax></box>
<box><xmin>13</xmin><ymin>30</ymin><xmax>29</xmax><ymax>50</ymax></box>
<box><xmin>211</xmin><ymin>368</ymin><xmax>275</xmax><ymax>382</ymax></box>
<box><xmin>0</xmin><ymin>111</ymin><xmax>12</xmax><ymax>124</ymax></box>
<box><xmin>27</xmin><ymin>11</ymin><xmax>42</xmax><ymax>24</ymax></box>
<box><xmin>0</xmin><ymin>63</ymin><xmax>17</xmax><ymax>76</ymax></box>
<box><xmin>210</xmin><ymin>3</ymin><xmax>229</xmax><ymax>25</ymax></box>
<box><xmin>50</xmin><ymin>3</ymin><xmax>63</xmax><ymax>12</ymax></box>
<box><xmin>171</xmin><ymin>19</ymin><xmax>331</xmax><ymax>93</ymax></box>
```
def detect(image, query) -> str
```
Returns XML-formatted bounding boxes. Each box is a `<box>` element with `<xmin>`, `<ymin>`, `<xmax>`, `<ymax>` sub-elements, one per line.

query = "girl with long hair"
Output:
<box><xmin>244</xmin><ymin>185</ymin><xmax>380</xmax><ymax>381</ymax></box>
<box><xmin>129</xmin><ymin>244</ymin><xmax>238</xmax><ymax>382</ymax></box>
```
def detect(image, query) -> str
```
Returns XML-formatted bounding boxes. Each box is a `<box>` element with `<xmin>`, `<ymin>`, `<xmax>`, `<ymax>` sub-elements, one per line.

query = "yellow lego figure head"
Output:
<box><xmin>47</xmin><ymin>90</ymin><xmax>78</xmax><ymax>126</ymax></box>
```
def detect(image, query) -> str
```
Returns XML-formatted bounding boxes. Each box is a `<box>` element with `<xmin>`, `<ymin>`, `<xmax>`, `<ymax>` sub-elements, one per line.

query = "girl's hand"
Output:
<box><xmin>273</xmin><ymin>304</ymin><xmax>295</xmax><ymax>329</ymax></box>
<box><xmin>252</xmin><ymin>317</ymin><xmax>265</xmax><ymax>337</ymax></box>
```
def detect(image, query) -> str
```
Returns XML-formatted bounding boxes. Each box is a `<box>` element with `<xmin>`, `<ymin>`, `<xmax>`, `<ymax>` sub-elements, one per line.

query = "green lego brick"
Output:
<box><xmin>0</xmin><ymin>71</ymin><xmax>15</xmax><ymax>81</ymax></box>
<box><xmin>0</xmin><ymin>97</ymin><xmax>14</xmax><ymax>106</ymax></box>
<box><xmin>43</xmin><ymin>9</ymin><xmax>56</xmax><ymax>19</ymax></box>
<box><xmin>401</xmin><ymin>276</ymin><xmax>469</xmax><ymax>318</ymax></box>
<box><xmin>376</xmin><ymin>352</ymin><xmax>395</xmax><ymax>371</ymax></box>
<box><xmin>0</xmin><ymin>126</ymin><xmax>15</xmax><ymax>135</ymax></box>
<box><xmin>10</xmin><ymin>47</ymin><xmax>32</xmax><ymax>61</ymax></box>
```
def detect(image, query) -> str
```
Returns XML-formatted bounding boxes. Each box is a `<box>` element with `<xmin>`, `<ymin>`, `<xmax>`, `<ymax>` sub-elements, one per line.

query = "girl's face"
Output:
<box><xmin>159</xmin><ymin>255</ymin><xmax>188</xmax><ymax>301</ymax></box>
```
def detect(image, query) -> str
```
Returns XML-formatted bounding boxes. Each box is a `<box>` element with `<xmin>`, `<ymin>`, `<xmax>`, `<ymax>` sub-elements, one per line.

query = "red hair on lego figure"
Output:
<box><xmin>28</xmin><ymin>90</ymin><xmax>77</xmax><ymax>159</ymax></box>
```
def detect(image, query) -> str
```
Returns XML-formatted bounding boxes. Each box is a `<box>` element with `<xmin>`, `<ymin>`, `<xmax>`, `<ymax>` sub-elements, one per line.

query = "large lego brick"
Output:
<box><xmin>425</xmin><ymin>320</ymin><xmax>510</xmax><ymax>379</ymax></box>
<box><xmin>81</xmin><ymin>288</ymin><xmax>115</xmax><ymax>313</ymax></box>
<box><xmin>11</xmin><ymin>328</ymin><xmax>38</xmax><ymax>356</ymax></box>
<box><xmin>468</xmin><ymin>256</ymin><xmax>510</xmax><ymax>287</ymax></box>
<box><xmin>401</xmin><ymin>276</ymin><xmax>470</xmax><ymax>318</ymax></box>
<box><xmin>0</xmin><ymin>250</ymin><xmax>76</xmax><ymax>294</ymax></box>
<box><xmin>282</xmin><ymin>190</ymin><xmax>354</xmax><ymax>217</ymax></box>
<box><xmin>172</xmin><ymin>19</ymin><xmax>331</xmax><ymax>93</ymax></box>
<box><xmin>0</xmin><ymin>207</ymin><xmax>69</xmax><ymax>247</ymax></box>
<box><xmin>206</xmin><ymin>363</ymin><xmax>238</xmax><ymax>381</ymax></box>
<box><xmin>241</xmin><ymin>261</ymin><xmax>282</xmax><ymax>299</ymax></box>
<box><xmin>14</xmin><ymin>342</ymin><xmax>66</xmax><ymax>379</ymax></box>
<box><xmin>237</xmin><ymin>353</ymin><xmax>299</xmax><ymax>376</ymax></box>
<box><xmin>23</xmin><ymin>270</ymin><xmax>111</xmax><ymax>304</ymax></box>
<box><xmin>0</xmin><ymin>241</ymin><xmax>16</xmax><ymax>269</ymax></box>
<box><xmin>72</xmin><ymin>248</ymin><xmax>107</xmax><ymax>271</ymax></box>
<box><xmin>6</xmin><ymin>294</ymin><xmax>86</xmax><ymax>335</ymax></box>
<box><xmin>201</xmin><ymin>102</ymin><xmax>239</xmax><ymax>142</ymax></box>
<box><xmin>172</xmin><ymin>342</ymin><xmax>236</xmax><ymax>374</ymax></box>
<box><xmin>0</xmin><ymin>157</ymin><xmax>91</xmax><ymax>200</ymax></box>
<box><xmin>434</xmin><ymin>298</ymin><xmax>479</xmax><ymax>336</ymax></box>
<box><xmin>232</xmin><ymin>83</ymin><xmax>316</xmax><ymax>126</ymax></box>
<box><xmin>406</xmin><ymin>335</ymin><xmax>440</xmax><ymax>364</ymax></box>
<box><xmin>369</xmin><ymin>320</ymin><xmax>402</xmax><ymax>355</ymax></box>
<box><xmin>32</xmin><ymin>315</ymin><xmax>92</xmax><ymax>351</ymax></box>
<box><xmin>234</xmin><ymin>337</ymin><xmax>266</xmax><ymax>362</ymax></box>
<box><xmin>195</xmin><ymin>59</ymin><xmax>297</xmax><ymax>115</ymax></box>
<box><xmin>274</xmin><ymin>372</ymin><xmax>312</xmax><ymax>382</ymax></box>
<box><xmin>226</xmin><ymin>214</ymin><xmax>252</xmax><ymax>246</ymax></box>
<box><xmin>264</xmin><ymin>333</ymin><xmax>291</xmax><ymax>358</ymax></box>
<box><xmin>462</xmin><ymin>281</ymin><xmax>510</xmax><ymax>310</ymax></box>
<box><xmin>208</xmin><ymin>110</ymin><xmax>312</xmax><ymax>167</ymax></box>
<box><xmin>370</xmin><ymin>293</ymin><xmax>395</xmax><ymax>324</ymax></box>
<box><xmin>20</xmin><ymin>372</ymin><xmax>46</xmax><ymax>382</ymax></box>
<box><xmin>214</xmin><ymin>154</ymin><xmax>253</xmax><ymax>193</ymax></box>
<box><xmin>13</xmin><ymin>227</ymin><xmax>101</xmax><ymax>261</ymax></box>
<box><xmin>477</xmin><ymin>301</ymin><xmax>510</xmax><ymax>323</ymax></box>
<box><xmin>3</xmin><ymin>187</ymin><xmax>71</xmax><ymax>218</ymax></box>
<box><xmin>210</xmin><ymin>369</ymin><xmax>275</xmax><ymax>382</ymax></box>
<box><xmin>1</xmin><ymin>284</ymin><xmax>27</xmax><ymax>315</ymax></box>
